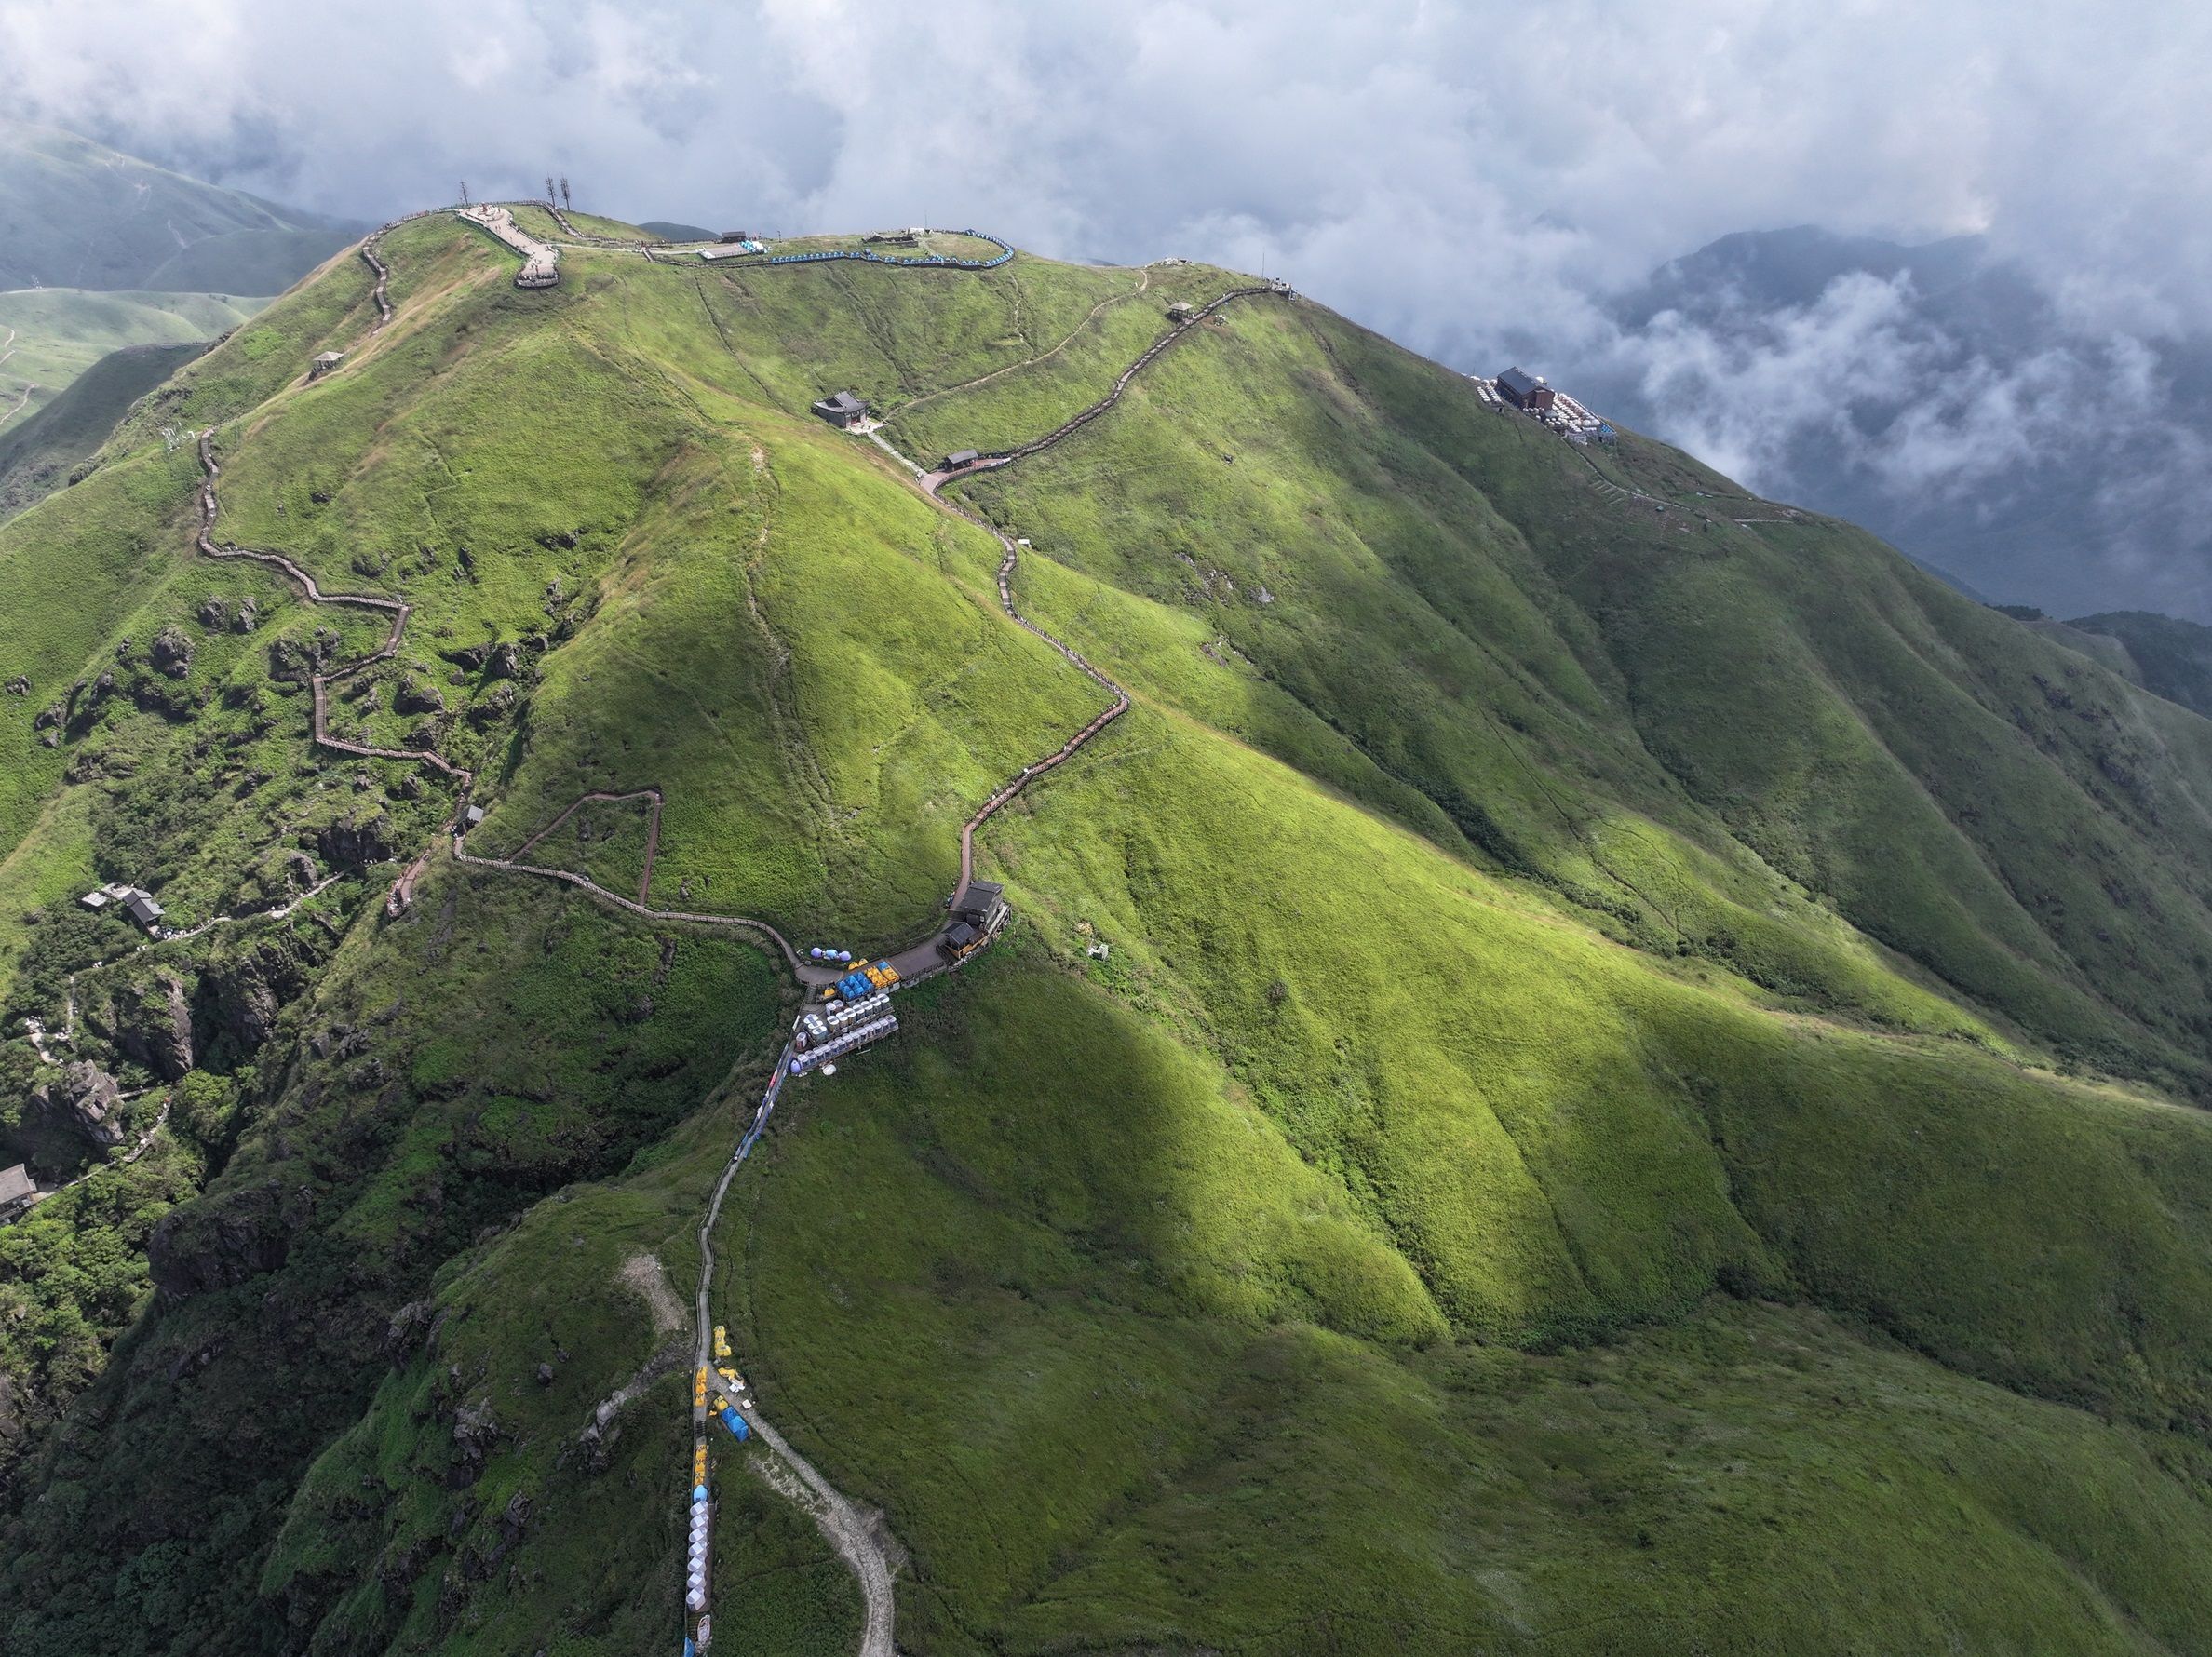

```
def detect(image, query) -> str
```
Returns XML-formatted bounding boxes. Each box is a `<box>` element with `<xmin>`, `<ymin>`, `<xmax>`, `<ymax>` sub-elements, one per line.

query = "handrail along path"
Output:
<box><xmin>178</xmin><ymin>207</ymin><xmax>1290</xmax><ymax>1655</ymax></box>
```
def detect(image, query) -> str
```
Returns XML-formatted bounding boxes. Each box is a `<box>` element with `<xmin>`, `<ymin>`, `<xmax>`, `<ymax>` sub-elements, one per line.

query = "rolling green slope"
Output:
<box><xmin>0</xmin><ymin>123</ymin><xmax>357</xmax><ymax>425</ymax></box>
<box><xmin>4</xmin><ymin>213</ymin><xmax>2212</xmax><ymax>1656</ymax></box>
<box><xmin>2068</xmin><ymin>608</ymin><xmax>2212</xmax><ymax>719</ymax></box>
<box><xmin>0</xmin><ymin>339</ymin><xmax>209</xmax><ymax>519</ymax></box>
<box><xmin>0</xmin><ymin>287</ymin><xmax>265</xmax><ymax>428</ymax></box>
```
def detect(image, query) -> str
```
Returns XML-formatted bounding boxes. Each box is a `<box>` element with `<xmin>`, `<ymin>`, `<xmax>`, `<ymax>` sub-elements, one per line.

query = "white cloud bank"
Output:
<box><xmin>5</xmin><ymin>0</ymin><xmax>2211</xmax><ymax>611</ymax></box>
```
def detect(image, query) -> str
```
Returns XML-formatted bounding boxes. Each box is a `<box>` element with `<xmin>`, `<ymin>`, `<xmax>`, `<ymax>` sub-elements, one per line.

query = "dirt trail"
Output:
<box><xmin>749</xmin><ymin>1421</ymin><xmax>898</xmax><ymax>1657</ymax></box>
<box><xmin>888</xmin><ymin>265</ymin><xmax>1151</xmax><ymax>418</ymax></box>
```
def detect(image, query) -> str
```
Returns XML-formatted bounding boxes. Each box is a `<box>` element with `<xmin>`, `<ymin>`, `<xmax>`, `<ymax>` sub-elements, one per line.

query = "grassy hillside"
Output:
<box><xmin>2070</xmin><ymin>609</ymin><xmax>2212</xmax><ymax>719</ymax></box>
<box><xmin>0</xmin><ymin>340</ymin><xmax>209</xmax><ymax>519</ymax></box>
<box><xmin>5</xmin><ymin>211</ymin><xmax>2212</xmax><ymax>1656</ymax></box>
<box><xmin>0</xmin><ymin>288</ymin><xmax>265</xmax><ymax>428</ymax></box>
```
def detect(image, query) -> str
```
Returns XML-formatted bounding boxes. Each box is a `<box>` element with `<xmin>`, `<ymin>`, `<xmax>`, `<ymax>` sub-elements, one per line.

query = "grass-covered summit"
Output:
<box><xmin>5</xmin><ymin>208</ymin><xmax>2212</xmax><ymax>1655</ymax></box>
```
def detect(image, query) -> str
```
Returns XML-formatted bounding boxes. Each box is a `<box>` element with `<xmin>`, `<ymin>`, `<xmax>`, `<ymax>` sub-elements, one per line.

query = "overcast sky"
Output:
<box><xmin>6</xmin><ymin>1</ymin><xmax>2206</xmax><ymax>344</ymax></box>
<box><xmin>7</xmin><ymin>0</ymin><xmax>2212</xmax><ymax>611</ymax></box>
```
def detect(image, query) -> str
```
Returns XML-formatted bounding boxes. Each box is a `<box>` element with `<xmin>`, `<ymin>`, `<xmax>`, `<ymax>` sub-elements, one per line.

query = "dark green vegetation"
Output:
<box><xmin>0</xmin><ymin>340</ymin><xmax>209</xmax><ymax>519</ymax></box>
<box><xmin>2066</xmin><ymin>609</ymin><xmax>2212</xmax><ymax>720</ymax></box>
<box><xmin>0</xmin><ymin>286</ymin><xmax>265</xmax><ymax>427</ymax></box>
<box><xmin>4</xmin><ymin>206</ymin><xmax>2212</xmax><ymax>1655</ymax></box>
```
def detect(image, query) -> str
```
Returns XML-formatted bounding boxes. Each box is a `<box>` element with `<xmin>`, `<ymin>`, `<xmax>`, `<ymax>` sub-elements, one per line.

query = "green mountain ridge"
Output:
<box><xmin>2</xmin><ymin>208</ymin><xmax>2212</xmax><ymax>1654</ymax></box>
<box><xmin>0</xmin><ymin>338</ymin><xmax>210</xmax><ymax>519</ymax></box>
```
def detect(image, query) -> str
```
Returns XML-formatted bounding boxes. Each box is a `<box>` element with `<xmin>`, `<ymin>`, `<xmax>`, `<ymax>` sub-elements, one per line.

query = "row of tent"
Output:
<box><xmin>789</xmin><ymin>1014</ymin><xmax>897</xmax><ymax>1073</ymax></box>
<box><xmin>754</xmin><ymin>229</ymin><xmax>1014</xmax><ymax>271</ymax></box>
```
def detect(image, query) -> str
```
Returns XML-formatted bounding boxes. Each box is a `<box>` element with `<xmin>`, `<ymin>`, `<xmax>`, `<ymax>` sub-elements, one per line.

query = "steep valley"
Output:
<box><xmin>4</xmin><ymin>207</ymin><xmax>2212</xmax><ymax>1655</ymax></box>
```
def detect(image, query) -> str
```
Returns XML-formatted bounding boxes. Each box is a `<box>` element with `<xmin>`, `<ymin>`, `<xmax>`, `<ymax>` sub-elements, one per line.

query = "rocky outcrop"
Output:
<box><xmin>469</xmin><ymin>683</ymin><xmax>518</xmax><ymax>725</ymax></box>
<box><xmin>205</xmin><ymin>937</ymin><xmax>314</xmax><ymax>1050</ymax></box>
<box><xmin>147</xmin><ymin>1176</ymin><xmax>314</xmax><ymax>1299</ymax></box>
<box><xmin>197</xmin><ymin>598</ymin><xmax>229</xmax><ymax>629</ymax></box>
<box><xmin>28</xmin><ymin>1060</ymin><xmax>126</xmax><ymax>1149</ymax></box>
<box><xmin>486</xmin><ymin>641</ymin><xmax>520</xmax><ymax>680</ymax></box>
<box><xmin>112</xmin><ymin>972</ymin><xmax>196</xmax><ymax>1081</ymax></box>
<box><xmin>318</xmin><ymin>808</ymin><xmax>398</xmax><ymax>868</ymax></box>
<box><xmin>393</xmin><ymin>676</ymin><xmax>445</xmax><ymax>715</ymax></box>
<box><xmin>151</xmin><ymin>625</ymin><xmax>196</xmax><ymax>680</ymax></box>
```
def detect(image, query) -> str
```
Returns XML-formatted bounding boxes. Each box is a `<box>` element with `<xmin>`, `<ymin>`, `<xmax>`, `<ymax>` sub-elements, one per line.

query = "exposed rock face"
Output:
<box><xmin>4</xmin><ymin>675</ymin><xmax>27</xmax><ymax>694</ymax></box>
<box><xmin>393</xmin><ymin>676</ymin><xmax>445</xmax><ymax>715</ymax></box>
<box><xmin>28</xmin><ymin>1060</ymin><xmax>126</xmax><ymax>1148</ymax></box>
<box><xmin>113</xmin><ymin>972</ymin><xmax>196</xmax><ymax>1080</ymax></box>
<box><xmin>206</xmin><ymin>946</ymin><xmax>295</xmax><ymax>1049</ymax></box>
<box><xmin>318</xmin><ymin>808</ymin><xmax>398</xmax><ymax>868</ymax></box>
<box><xmin>469</xmin><ymin>683</ymin><xmax>518</xmax><ymax>725</ymax></box>
<box><xmin>232</xmin><ymin>598</ymin><xmax>259</xmax><ymax>633</ymax></box>
<box><xmin>148</xmin><ymin>1177</ymin><xmax>314</xmax><ymax>1299</ymax></box>
<box><xmin>487</xmin><ymin>641</ymin><xmax>520</xmax><ymax>680</ymax></box>
<box><xmin>197</xmin><ymin>598</ymin><xmax>229</xmax><ymax>629</ymax></box>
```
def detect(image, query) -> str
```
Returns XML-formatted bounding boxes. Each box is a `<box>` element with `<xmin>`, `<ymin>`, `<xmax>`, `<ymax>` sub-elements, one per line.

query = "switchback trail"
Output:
<box><xmin>173</xmin><ymin>211</ymin><xmax>1290</xmax><ymax>1655</ymax></box>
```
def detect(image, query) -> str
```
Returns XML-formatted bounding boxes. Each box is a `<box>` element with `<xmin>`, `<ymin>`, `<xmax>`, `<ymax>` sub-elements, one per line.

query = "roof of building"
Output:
<box><xmin>465</xmin><ymin>805</ymin><xmax>486</xmax><ymax>824</ymax></box>
<box><xmin>1497</xmin><ymin>366</ymin><xmax>1545</xmax><ymax>399</ymax></box>
<box><xmin>944</xmin><ymin>920</ymin><xmax>978</xmax><ymax>949</ymax></box>
<box><xmin>816</xmin><ymin>391</ymin><xmax>866</xmax><ymax>413</ymax></box>
<box><xmin>80</xmin><ymin>890</ymin><xmax>110</xmax><ymax>909</ymax></box>
<box><xmin>125</xmin><ymin>895</ymin><xmax>164</xmax><ymax>924</ymax></box>
<box><xmin>956</xmin><ymin>880</ymin><xmax>1005</xmax><ymax>922</ymax></box>
<box><xmin>945</xmin><ymin>449</ymin><xmax>981</xmax><ymax>466</ymax></box>
<box><xmin>0</xmin><ymin>1164</ymin><xmax>35</xmax><ymax>1206</ymax></box>
<box><xmin>312</xmin><ymin>351</ymin><xmax>345</xmax><ymax>365</ymax></box>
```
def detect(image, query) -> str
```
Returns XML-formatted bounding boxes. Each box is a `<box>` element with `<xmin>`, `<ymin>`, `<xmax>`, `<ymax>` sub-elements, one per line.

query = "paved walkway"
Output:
<box><xmin>161</xmin><ymin>209</ymin><xmax>1293</xmax><ymax>1655</ymax></box>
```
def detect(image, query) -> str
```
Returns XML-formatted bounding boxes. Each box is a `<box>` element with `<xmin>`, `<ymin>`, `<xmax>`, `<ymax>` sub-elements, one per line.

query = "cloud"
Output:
<box><xmin>3</xmin><ymin>0</ymin><xmax>2210</xmax><ymax>612</ymax></box>
<box><xmin>1</xmin><ymin>1</ymin><xmax>2207</xmax><ymax>337</ymax></box>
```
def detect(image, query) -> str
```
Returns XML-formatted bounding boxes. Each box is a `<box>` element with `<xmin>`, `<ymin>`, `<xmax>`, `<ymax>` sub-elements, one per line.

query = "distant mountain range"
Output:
<box><xmin>0</xmin><ymin>124</ymin><xmax>360</xmax><ymax>515</ymax></box>
<box><xmin>1573</xmin><ymin>225</ymin><xmax>2212</xmax><ymax>624</ymax></box>
<box><xmin>0</xmin><ymin>121</ymin><xmax>362</xmax><ymax>294</ymax></box>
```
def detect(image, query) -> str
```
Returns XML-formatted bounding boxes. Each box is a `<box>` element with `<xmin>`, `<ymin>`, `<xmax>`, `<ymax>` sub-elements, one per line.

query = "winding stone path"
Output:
<box><xmin>167</xmin><ymin>211</ymin><xmax>1295</xmax><ymax>1654</ymax></box>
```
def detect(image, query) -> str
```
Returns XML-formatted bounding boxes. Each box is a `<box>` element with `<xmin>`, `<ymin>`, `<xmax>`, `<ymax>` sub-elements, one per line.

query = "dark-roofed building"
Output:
<box><xmin>954</xmin><ymin>879</ymin><xmax>1005</xmax><ymax>930</ymax></box>
<box><xmin>0</xmin><ymin>1163</ymin><xmax>35</xmax><ymax>1213</ymax></box>
<box><xmin>1496</xmin><ymin>367</ymin><xmax>1555</xmax><ymax>411</ymax></box>
<box><xmin>942</xmin><ymin>449</ymin><xmax>981</xmax><ymax>470</ymax></box>
<box><xmin>124</xmin><ymin>892</ymin><xmax>164</xmax><ymax>929</ymax></box>
<box><xmin>813</xmin><ymin>390</ymin><xmax>867</xmax><ymax>428</ymax></box>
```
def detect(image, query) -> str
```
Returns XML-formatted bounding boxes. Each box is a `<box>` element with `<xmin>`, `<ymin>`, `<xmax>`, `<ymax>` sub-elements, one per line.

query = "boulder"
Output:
<box><xmin>150</xmin><ymin>624</ymin><xmax>196</xmax><ymax>680</ymax></box>
<box><xmin>318</xmin><ymin>808</ymin><xmax>398</xmax><ymax>868</ymax></box>
<box><xmin>233</xmin><ymin>598</ymin><xmax>259</xmax><ymax>633</ymax></box>
<box><xmin>113</xmin><ymin>972</ymin><xmax>196</xmax><ymax>1080</ymax></box>
<box><xmin>197</xmin><ymin>598</ymin><xmax>229</xmax><ymax>629</ymax></box>
<box><xmin>487</xmin><ymin>641</ymin><xmax>520</xmax><ymax>680</ymax></box>
<box><xmin>28</xmin><ymin>1059</ymin><xmax>127</xmax><ymax>1148</ymax></box>
<box><xmin>393</xmin><ymin>676</ymin><xmax>445</xmax><ymax>715</ymax></box>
